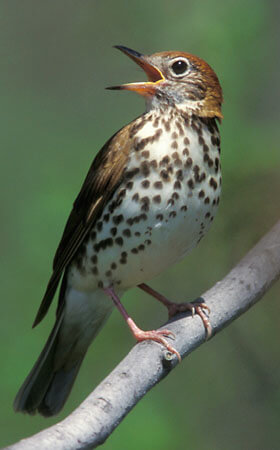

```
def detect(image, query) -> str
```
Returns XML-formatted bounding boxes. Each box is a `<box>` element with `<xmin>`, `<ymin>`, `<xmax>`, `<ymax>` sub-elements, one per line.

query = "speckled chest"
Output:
<box><xmin>69</xmin><ymin>110</ymin><xmax>221</xmax><ymax>291</ymax></box>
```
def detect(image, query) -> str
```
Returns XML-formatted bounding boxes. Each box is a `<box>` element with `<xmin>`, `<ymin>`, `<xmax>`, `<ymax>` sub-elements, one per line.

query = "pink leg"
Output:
<box><xmin>104</xmin><ymin>287</ymin><xmax>181</xmax><ymax>361</ymax></box>
<box><xmin>138</xmin><ymin>283</ymin><xmax>212</xmax><ymax>339</ymax></box>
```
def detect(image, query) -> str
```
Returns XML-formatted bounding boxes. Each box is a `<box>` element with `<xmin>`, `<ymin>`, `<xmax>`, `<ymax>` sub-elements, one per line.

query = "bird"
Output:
<box><xmin>14</xmin><ymin>45</ymin><xmax>223</xmax><ymax>417</ymax></box>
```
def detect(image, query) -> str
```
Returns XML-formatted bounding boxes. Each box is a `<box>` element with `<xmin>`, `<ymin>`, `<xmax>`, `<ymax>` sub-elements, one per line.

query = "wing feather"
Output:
<box><xmin>32</xmin><ymin>124</ymin><xmax>132</xmax><ymax>327</ymax></box>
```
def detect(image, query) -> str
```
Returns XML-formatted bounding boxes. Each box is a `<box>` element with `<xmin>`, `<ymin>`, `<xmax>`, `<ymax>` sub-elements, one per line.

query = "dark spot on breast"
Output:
<box><xmin>138</xmin><ymin>244</ymin><xmax>145</xmax><ymax>251</ymax></box>
<box><xmin>113</xmin><ymin>214</ymin><xmax>124</xmax><ymax>225</ymax></box>
<box><xmin>96</xmin><ymin>221</ymin><xmax>103</xmax><ymax>232</ymax></box>
<box><xmin>111</xmin><ymin>262</ymin><xmax>117</xmax><ymax>270</ymax></box>
<box><xmin>156</xmin><ymin>213</ymin><xmax>163</xmax><ymax>221</ymax></box>
<box><xmin>154</xmin><ymin>181</ymin><xmax>163</xmax><ymax>189</ymax></box>
<box><xmin>106</xmin><ymin>270</ymin><xmax>112</xmax><ymax>277</ymax></box>
<box><xmin>174</xmin><ymin>158</ymin><xmax>182</xmax><ymax>167</ymax></box>
<box><xmin>198</xmin><ymin>136</ymin><xmax>205</xmax><ymax>145</ymax></box>
<box><xmin>132</xmin><ymin>193</ymin><xmax>139</xmax><ymax>202</ymax></box>
<box><xmin>141</xmin><ymin>179</ymin><xmax>150</xmax><ymax>188</ymax></box>
<box><xmin>119</xmin><ymin>188</ymin><xmax>126</xmax><ymax>197</ymax></box>
<box><xmin>172</xmin><ymin>192</ymin><xmax>179</xmax><ymax>200</ymax></box>
<box><xmin>167</xmin><ymin>165</ymin><xmax>173</xmax><ymax>174</ymax></box>
<box><xmin>188</xmin><ymin>179</ymin><xmax>194</xmax><ymax>189</ymax></box>
<box><xmin>134</xmin><ymin>139</ymin><xmax>147</xmax><ymax>151</ymax></box>
<box><xmin>169</xmin><ymin>211</ymin><xmax>177</xmax><ymax>218</ymax></box>
<box><xmin>145</xmin><ymin>239</ymin><xmax>152</xmax><ymax>245</ymax></box>
<box><xmin>126</xmin><ymin>181</ymin><xmax>133</xmax><ymax>190</ymax></box>
<box><xmin>125</xmin><ymin>168</ymin><xmax>140</xmax><ymax>179</ymax></box>
<box><xmin>150</xmin><ymin>159</ymin><xmax>158</xmax><ymax>168</ymax></box>
<box><xmin>153</xmin><ymin>117</ymin><xmax>160</xmax><ymax>128</ymax></box>
<box><xmin>131</xmin><ymin>247</ymin><xmax>138</xmax><ymax>254</ymax></box>
<box><xmin>199</xmin><ymin>190</ymin><xmax>205</xmax><ymax>198</ymax></box>
<box><xmin>209</xmin><ymin>177</ymin><xmax>218</xmax><ymax>190</ymax></box>
<box><xmin>203</xmin><ymin>144</ymin><xmax>209</xmax><ymax>153</ymax></box>
<box><xmin>181</xmin><ymin>205</ymin><xmax>188</xmax><ymax>211</ymax></box>
<box><xmin>140</xmin><ymin>213</ymin><xmax>148</xmax><ymax>221</ymax></box>
<box><xmin>204</xmin><ymin>153</ymin><xmax>209</xmax><ymax>162</ymax></box>
<box><xmin>214</xmin><ymin>157</ymin><xmax>219</xmax><ymax>173</ymax></box>
<box><xmin>162</xmin><ymin>118</ymin><xmax>171</xmax><ymax>132</ymax></box>
<box><xmin>176</xmin><ymin>169</ymin><xmax>183</xmax><ymax>180</ymax></box>
<box><xmin>171</xmin><ymin>141</ymin><xmax>178</xmax><ymax>149</ymax></box>
<box><xmin>185</xmin><ymin>157</ymin><xmax>193</xmax><ymax>167</ymax></box>
<box><xmin>140</xmin><ymin>161</ymin><xmax>150</xmax><ymax>176</ymax></box>
<box><xmin>141</xmin><ymin>196</ymin><xmax>150</xmax><ymax>206</ymax></box>
<box><xmin>211</xmin><ymin>135</ymin><xmax>220</xmax><ymax>146</ymax></box>
<box><xmin>120</xmin><ymin>251</ymin><xmax>128</xmax><ymax>264</ymax></box>
<box><xmin>92</xmin><ymin>266</ymin><xmax>98</xmax><ymax>275</ymax></box>
<box><xmin>103</xmin><ymin>214</ymin><xmax>110</xmax><ymax>223</ymax></box>
<box><xmin>184</xmin><ymin>137</ymin><xmax>190</xmax><ymax>145</ymax></box>
<box><xmin>110</xmin><ymin>227</ymin><xmax>117</xmax><ymax>236</ymax></box>
<box><xmin>160</xmin><ymin>155</ymin><xmax>170</xmax><ymax>166</ymax></box>
<box><xmin>93</xmin><ymin>243</ymin><xmax>100</xmax><ymax>253</ymax></box>
<box><xmin>172</xmin><ymin>151</ymin><xmax>179</xmax><ymax>159</ymax></box>
<box><xmin>160</xmin><ymin>169</ymin><xmax>170</xmax><ymax>181</ymax></box>
<box><xmin>153</xmin><ymin>195</ymin><xmax>161</xmax><ymax>203</ymax></box>
<box><xmin>176</xmin><ymin>120</ymin><xmax>184</xmax><ymax>136</ymax></box>
<box><xmin>141</xmin><ymin>150</ymin><xmax>150</xmax><ymax>159</ymax></box>
<box><xmin>141</xmin><ymin>203</ymin><xmax>149</xmax><ymax>212</ymax></box>
<box><xmin>204</xmin><ymin>197</ymin><xmax>210</xmax><ymax>204</ymax></box>
<box><xmin>199</xmin><ymin>172</ymin><xmax>206</xmax><ymax>182</ymax></box>
<box><xmin>115</xmin><ymin>237</ymin><xmax>123</xmax><ymax>246</ymax></box>
<box><xmin>104</xmin><ymin>238</ymin><xmax>113</xmax><ymax>248</ymax></box>
<box><xmin>172</xmin><ymin>131</ymin><xmax>178</xmax><ymax>140</ymax></box>
<box><xmin>126</xmin><ymin>218</ymin><xmax>134</xmax><ymax>226</ymax></box>
<box><xmin>91</xmin><ymin>255</ymin><xmax>98</xmax><ymax>264</ymax></box>
<box><xmin>123</xmin><ymin>229</ymin><xmax>131</xmax><ymax>237</ymax></box>
<box><xmin>193</xmin><ymin>165</ymin><xmax>200</xmax><ymax>174</ymax></box>
<box><xmin>174</xmin><ymin>180</ymin><xmax>181</xmax><ymax>189</ymax></box>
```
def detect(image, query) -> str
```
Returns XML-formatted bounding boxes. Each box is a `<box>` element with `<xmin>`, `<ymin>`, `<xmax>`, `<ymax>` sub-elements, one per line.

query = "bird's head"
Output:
<box><xmin>108</xmin><ymin>46</ymin><xmax>223</xmax><ymax>120</ymax></box>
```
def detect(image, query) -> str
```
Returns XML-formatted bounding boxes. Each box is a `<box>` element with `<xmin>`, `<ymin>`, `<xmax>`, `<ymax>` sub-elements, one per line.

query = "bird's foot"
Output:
<box><xmin>138</xmin><ymin>284</ymin><xmax>212</xmax><ymax>340</ymax></box>
<box><xmin>127</xmin><ymin>318</ymin><xmax>181</xmax><ymax>362</ymax></box>
<box><xmin>103</xmin><ymin>286</ymin><xmax>181</xmax><ymax>361</ymax></box>
<box><xmin>166</xmin><ymin>301</ymin><xmax>212</xmax><ymax>340</ymax></box>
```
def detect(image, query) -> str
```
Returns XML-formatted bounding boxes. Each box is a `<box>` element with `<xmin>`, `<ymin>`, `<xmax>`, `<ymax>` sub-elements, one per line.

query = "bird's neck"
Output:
<box><xmin>145</xmin><ymin>96</ymin><xmax>205</xmax><ymax>119</ymax></box>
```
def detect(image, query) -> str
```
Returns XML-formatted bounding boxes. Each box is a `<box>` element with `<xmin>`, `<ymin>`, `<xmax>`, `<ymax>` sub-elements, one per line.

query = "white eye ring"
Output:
<box><xmin>170</xmin><ymin>58</ymin><xmax>189</xmax><ymax>77</ymax></box>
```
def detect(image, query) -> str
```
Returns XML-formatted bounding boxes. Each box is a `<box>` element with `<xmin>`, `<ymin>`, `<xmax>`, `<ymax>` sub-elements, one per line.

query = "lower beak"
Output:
<box><xmin>107</xmin><ymin>45</ymin><xmax>164</xmax><ymax>97</ymax></box>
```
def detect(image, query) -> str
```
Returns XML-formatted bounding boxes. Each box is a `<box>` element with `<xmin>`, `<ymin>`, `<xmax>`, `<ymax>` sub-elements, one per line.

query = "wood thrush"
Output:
<box><xmin>14</xmin><ymin>46</ymin><xmax>223</xmax><ymax>416</ymax></box>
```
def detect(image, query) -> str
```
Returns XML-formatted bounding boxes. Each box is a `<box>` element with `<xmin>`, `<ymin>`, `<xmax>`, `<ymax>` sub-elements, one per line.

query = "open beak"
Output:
<box><xmin>107</xmin><ymin>45</ymin><xmax>165</xmax><ymax>97</ymax></box>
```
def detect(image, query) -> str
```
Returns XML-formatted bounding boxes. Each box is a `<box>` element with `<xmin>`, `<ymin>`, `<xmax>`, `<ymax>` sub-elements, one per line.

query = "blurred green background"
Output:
<box><xmin>1</xmin><ymin>0</ymin><xmax>280</xmax><ymax>448</ymax></box>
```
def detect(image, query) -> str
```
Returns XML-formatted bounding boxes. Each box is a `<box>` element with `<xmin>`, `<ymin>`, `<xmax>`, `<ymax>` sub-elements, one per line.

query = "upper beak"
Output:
<box><xmin>107</xmin><ymin>45</ymin><xmax>165</xmax><ymax>97</ymax></box>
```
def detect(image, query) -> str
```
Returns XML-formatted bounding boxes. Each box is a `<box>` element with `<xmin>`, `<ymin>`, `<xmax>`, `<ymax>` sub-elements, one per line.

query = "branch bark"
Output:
<box><xmin>7</xmin><ymin>220</ymin><xmax>280</xmax><ymax>450</ymax></box>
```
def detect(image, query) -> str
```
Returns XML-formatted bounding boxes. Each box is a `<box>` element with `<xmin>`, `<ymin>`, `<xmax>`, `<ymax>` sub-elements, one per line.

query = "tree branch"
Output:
<box><xmin>7</xmin><ymin>220</ymin><xmax>280</xmax><ymax>450</ymax></box>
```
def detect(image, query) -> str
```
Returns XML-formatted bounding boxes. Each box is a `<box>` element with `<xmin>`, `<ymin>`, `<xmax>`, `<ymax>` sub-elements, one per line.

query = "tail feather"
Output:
<box><xmin>14</xmin><ymin>290</ymin><xmax>113</xmax><ymax>416</ymax></box>
<box><xmin>38</xmin><ymin>360</ymin><xmax>83</xmax><ymax>417</ymax></box>
<box><xmin>14</xmin><ymin>308</ymin><xmax>65</xmax><ymax>415</ymax></box>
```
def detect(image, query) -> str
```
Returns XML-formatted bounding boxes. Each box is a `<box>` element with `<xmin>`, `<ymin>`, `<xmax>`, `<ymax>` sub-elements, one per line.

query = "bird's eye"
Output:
<box><xmin>171</xmin><ymin>59</ymin><xmax>188</xmax><ymax>76</ymax></box>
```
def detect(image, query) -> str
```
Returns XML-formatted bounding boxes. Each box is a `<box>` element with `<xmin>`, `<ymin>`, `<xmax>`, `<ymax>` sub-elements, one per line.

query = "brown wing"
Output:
<box><xmin>32</xmin><ymin>124</ymin><xmax>132</xmax><ymax>327</ymax></box>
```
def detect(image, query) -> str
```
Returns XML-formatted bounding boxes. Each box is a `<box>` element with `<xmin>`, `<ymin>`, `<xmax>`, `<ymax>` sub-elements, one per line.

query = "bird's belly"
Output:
<box><xmin>68</xmin><ymin>175</ymin><xmax>221</xmax><ymax>292</ymax></box>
